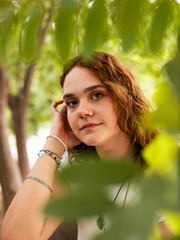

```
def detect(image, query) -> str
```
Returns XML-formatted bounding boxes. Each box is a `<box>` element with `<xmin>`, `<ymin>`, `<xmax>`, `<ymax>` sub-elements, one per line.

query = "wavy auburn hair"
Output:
<box><xmin>60</xmin><ymin>52</ymin><xmax>157</xmax><ymax>165</ymax></box>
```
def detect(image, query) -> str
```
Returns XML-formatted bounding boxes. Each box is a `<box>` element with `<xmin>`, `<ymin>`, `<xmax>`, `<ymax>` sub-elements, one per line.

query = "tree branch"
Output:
<box><xmin>0</xmin><ymin>66</ymin><xmax>9</xmax><ymax>108</ymax></box>
<box><xmin>22</xmin><ymin>64</ymin><xmax>36</xmax><ymax>97</ymax></box>
<box><xmin>40</xmin><ymin>0</ymin><xmax>55</xmax><ymax>45</ymax></box>
<box><xmin>23</xmin><ymin>0</ymin><xmax>55</xmax><ymax>96</ymax></box>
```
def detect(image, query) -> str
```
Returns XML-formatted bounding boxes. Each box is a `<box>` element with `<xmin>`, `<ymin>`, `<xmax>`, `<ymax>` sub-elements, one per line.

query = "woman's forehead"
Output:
<box><xmin>63</xmin><ymin>66</ymin><xmax>103</xmax><ymax>93</ymax></box>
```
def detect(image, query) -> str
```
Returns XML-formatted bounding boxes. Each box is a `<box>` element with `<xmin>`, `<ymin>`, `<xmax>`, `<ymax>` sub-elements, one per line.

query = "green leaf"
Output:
<box><xmin>142</xmin><ymin>133</ymin><xmax>179</xmax><ymax>177</ymax></box>
<box><xmin>60</xmin><ymin>160</ymin><xmax>138</xmax><ymax>185</ymax></box>
<box><xmin>177</xmin><ymin>29</ymin><xmax>180</xmax><ymax>56</ymax></box>
<box><xmin>83</xmin><ymin>0</ymin><xmax>107</xmax><ymax>56</ymax></box>
<box><xmin>0</xmin><ymin>6</ymin><xmax>15</xmax><ymax>63</ymax></box>
<box><xmin>20</xmin><ymin>2</ymin><xmax>43</xmax><ymax>63</ymax></box>
<box><xmin>54</xmin><ymin>0</ymin><xmax>75</xmax><ymax>63</ymax></box>
<box><xmin>0</xmin><ymin>0</ymin><xmax>13</xmax><ymax>8</ymax></box>
<box><xmin>166</xmin><ymin>237</ymin><xmax>180</xmax><ymax>240</ymax></box>
<box><xmin>164</xmin><ymin>55</ymin><xmax>180</xmax><ymax>100</ymax></box>
<box><xmin>113</xmin><ymin>0</ymin><xmax>145</xmax><ymax>52</ymax></box>
<box><xmin>94</xmin><ymin>176</ymin><xmax>159</xmax><ymax>240</ymax></box>
<box><xmin>144</xmin><ymin>82</ymin><xmax>180</xmax><ymax>131</ymax></box>
<box><xmin>148</xmin><ymin>0</ymin><xmax>173</xmax><ymax>55</ymax></box>
<box><xmin>45</xmin><ymin>185</ymin><xmax>111</xmax><ymax>219</ymax></box>
<box><xmin>142</xmin><ymin>175</ymin><xmax>178</xmax><ymax>212</ymax></box>
<box><xmin>178</xmin><ymin>156</ymin><xmax>180</xmax><ymax>211</ymax></box>
<box><xmin>95</xmin><ymin>176</ymin><xmax>178</xmax><ymax>240</ymax></box>
<box><xmin>95</xmin><ymin>206</ymin><xmax>155</xmax><ymax>240</ymax></box>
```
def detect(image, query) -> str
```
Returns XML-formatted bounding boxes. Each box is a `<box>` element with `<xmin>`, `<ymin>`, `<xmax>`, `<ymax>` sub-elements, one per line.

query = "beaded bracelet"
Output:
<box><xmin>26</xmin><ymin>175</ymin><xmax>52</xmax><ymax>192</ymax></box>
<box><xmin>38</xmin><ymin>150</ymin><xmax>62</xmax><ymax>166</ymax></box>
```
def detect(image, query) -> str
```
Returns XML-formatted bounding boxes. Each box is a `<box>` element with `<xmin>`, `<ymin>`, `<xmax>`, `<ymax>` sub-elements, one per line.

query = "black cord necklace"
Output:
<box><xmin>96</xmin><ymin>182</ymin><xmax>125</xmax><ymax>231</ymax></box>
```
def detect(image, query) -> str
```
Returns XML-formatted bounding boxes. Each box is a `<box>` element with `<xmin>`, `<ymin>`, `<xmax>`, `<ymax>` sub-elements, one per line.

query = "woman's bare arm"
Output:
<box><xmin>2</xmin><ymin>138</ymin><xmax>67</xmax><ymax>240</ymax></box>
<box><xmin>2</xmin><ymin>101</ymin><xmax>81</xmax><ymax>240</ymax></box>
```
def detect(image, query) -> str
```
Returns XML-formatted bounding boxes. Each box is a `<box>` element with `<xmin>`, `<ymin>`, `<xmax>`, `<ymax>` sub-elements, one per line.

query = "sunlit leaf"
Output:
<box><xmin>60</xmin><ymin>160</ymin><xmax>138</xmax><ymax>185</ymax></box>
<box><xmin>142</xmin><ymin>133</ymin><xmax>179</xmax><ymax>177</ymax></box>
<box><xmin>144</xmin><ymin>82</ymin><xmax>180</xmax><ymax>131</ymax></box>
<box><xmin>148</xmin><ymin>0</ymin><xmax>173</xmax><ymax>55</ymax></box>
<box><xmin>54</xmin><ymin>0</ymin><xmax>75</xmax><ymax>63</ymax></box>
<box><xmin>83</xmin><ymin>0</ymin><xmax>107</xmax><ymax>56</ymax></box>
<box><xmin>20</xmin><ymin>2</ymin><xmax>43</xmax><ymax>63</ymax></box>
<box><xmin>45</xmin><ymin>185</ymin><xmax>112</xmax><ymax>219</ymax></box>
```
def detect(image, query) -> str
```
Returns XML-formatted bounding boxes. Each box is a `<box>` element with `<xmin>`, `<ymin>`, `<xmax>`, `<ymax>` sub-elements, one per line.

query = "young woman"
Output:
<box><xmin>2</xmin><ymin>52</ymin><xmax>172</xmax><ymax>240</ymax></box>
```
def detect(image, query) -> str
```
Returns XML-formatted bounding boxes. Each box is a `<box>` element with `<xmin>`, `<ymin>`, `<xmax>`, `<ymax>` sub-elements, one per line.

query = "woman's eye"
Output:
<box><xmin>92</xmin><ymin>92</ymin><xmax>103</xmax><ymax>100</ymax></box>
<box><xmin>66</xmin><ymin>100</ymin><xmax>77</xmax><ymax>107</ymax></box>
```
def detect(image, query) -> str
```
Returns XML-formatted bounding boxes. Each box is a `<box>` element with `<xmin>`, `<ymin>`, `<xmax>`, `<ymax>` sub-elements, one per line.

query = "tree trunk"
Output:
<box><xmin>0</xmin><ymin>67</ymin><xmax>22</xmax><ymax>210</ymax></box>
<box><xmin>9</xmin><ymin>65</ymin><xmax>37</xmax><ymax>179</ymax></box>
<box><xmin>9</xmin><ymin>93</ymin><xmax>29</xmax><ymax>180</ymax></box>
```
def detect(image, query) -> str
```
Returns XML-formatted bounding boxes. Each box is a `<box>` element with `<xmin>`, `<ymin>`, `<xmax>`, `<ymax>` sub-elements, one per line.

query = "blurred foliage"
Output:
<box><xmin>54</xmin><ymin>0</ymin><xmax>75</xmax><ymax>63</ymax></box>
<box><xmin>20</xmin><ymin>2</ymin><xmax>43</xmax><ymax>63</ymax></box>
<box><xmin>45</xmin><ymin>160</ymin><xmax>139</xmax><ymax>217</ymax></box>
<box><xmin>142</xmin><ymin>133</ymin><xmax>179</xmax><ymax>177</ymax></box>
<box><xmin>27</xmin><ymin>36</ymin><xmax>63</xmax><ymax>134</ymax></box>
<box><xmin>147</xmin><ymin>0</ymin><xmax>174</xmax><ymax>55</ymax></box>
<box><xmin>60</xmin><ymin>160</ymin><xmax>139</xmax><ymax>185</ymax></box>
<box><xmin>83</xmin><ymin>0</ymin><xmax>107</xmax><ymax>55</ymax></box>
<box><xmin>0</xmin><ymin>2</ymin><xmax>15</xmax><ymax>63</ymax></box>
<box><xmin>144</xmin><ymin>81</ymin><xmax>180</xmax><ymax>131</ymax></box>
<box><xmin>112</xmin><ymin>0</ymin><xmax>145</xmax><ymax>52</ymax></box>
<box><xmin>1</xmin><ymin>0</ymin><xmax>180</xmax><ymax>239</ymax></box>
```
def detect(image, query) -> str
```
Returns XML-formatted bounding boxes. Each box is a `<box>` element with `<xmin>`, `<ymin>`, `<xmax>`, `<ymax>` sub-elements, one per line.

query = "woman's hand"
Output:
<box><xmin>49</xmin><ymin>100</ymin><xmax>81</xmax><ymax>149</ymax></box>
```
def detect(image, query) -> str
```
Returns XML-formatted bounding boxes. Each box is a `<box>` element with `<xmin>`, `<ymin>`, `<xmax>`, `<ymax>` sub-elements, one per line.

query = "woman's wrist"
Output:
<box><xmin>44</xmin><ymin>137</ymin><xmax>66</xmax><ymax>156</ymax></box>
<box><xmin>47</xmin><ymin>134</ymin><xmax>67</xmax><ymax>152</ymax></box>
<box><xmin>49</xmin><ymin>130</ymin><xmax>74</xmax><ymax>149</ymax></box>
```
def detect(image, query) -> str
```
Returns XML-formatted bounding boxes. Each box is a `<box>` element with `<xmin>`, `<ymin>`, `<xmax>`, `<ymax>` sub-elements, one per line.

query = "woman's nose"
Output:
<box><xmin>78</xmin><ymin>102</ymin><xmax>93</xmax><ymax>118</ymax></box>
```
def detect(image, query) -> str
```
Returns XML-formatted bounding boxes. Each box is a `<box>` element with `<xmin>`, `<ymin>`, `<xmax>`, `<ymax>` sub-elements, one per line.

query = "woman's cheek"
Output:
<box><xmin>67</xmin><ymin>113</ymin><xmax>75</xmax><ymax>132</ymax></box>
<box><xmin>67</xmin><ymin>113</ymin><xmax>71</xmax><ymax>127</ymax></box>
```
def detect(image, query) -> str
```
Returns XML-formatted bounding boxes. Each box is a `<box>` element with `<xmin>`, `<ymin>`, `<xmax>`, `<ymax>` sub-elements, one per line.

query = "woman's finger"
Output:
<box><xmin>50</xmin><ymin>100</ymin><xmax>63</xmax><ymax>114</ymax></box>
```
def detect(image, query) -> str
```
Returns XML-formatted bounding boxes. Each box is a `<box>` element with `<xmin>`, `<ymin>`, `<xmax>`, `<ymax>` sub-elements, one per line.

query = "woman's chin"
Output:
<box><xmin>80</xmin><ymin>137</ymin><xmax>98</xmax><ymax>147</ymax></box>
<box><xmin>81</xmin><ymin>138</ymin><xmax>104</xmax><ymax>147</ymax></box>
<box><xmin>82</xmin><ymin>141</ymin><xmax>96</xmax><ymax>146</ymax></box>
<box><xmin>77</xmin><ymin>134</ymin><xmax>106</xmax><ymax>147</ymax></box>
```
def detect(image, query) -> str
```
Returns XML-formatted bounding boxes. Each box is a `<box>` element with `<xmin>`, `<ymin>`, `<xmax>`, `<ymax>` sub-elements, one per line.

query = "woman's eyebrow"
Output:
<box><xmin>63</xmin><ymin>84</ymin><xmax>105</xmax><ymax>100</ymax></box>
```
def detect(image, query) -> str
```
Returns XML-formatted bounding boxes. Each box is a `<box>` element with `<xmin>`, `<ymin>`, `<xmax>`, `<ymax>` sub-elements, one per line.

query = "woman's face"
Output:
<box><xmin>63</xmin><ymin>66</ymin><xmax>122</xmax><ymax>148</ymax></box>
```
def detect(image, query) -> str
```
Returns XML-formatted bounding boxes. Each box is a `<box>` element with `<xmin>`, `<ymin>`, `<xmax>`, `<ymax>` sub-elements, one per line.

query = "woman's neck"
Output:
<box><xmin>96</xmin><ymin>132</ymin><xmax>133</xmax><ymax>161</ymax></box>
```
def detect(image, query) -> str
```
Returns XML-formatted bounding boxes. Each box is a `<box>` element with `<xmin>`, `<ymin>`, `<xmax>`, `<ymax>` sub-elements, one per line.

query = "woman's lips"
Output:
<box><xmin>80</xmin><ymin>123</ymin><xmax>101</xmax><ymax>130</ymax></box>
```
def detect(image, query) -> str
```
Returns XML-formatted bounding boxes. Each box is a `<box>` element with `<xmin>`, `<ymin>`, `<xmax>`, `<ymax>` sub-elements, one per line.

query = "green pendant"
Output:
<box><xmin>97</xmin><ymin>215</ymin><xmax>105</xmax><ymax>230</ymax></box>
<box><xmin>96</xmin><ymin>183</ymin><xmax>125</xmax><ymax>231</ymax></box>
